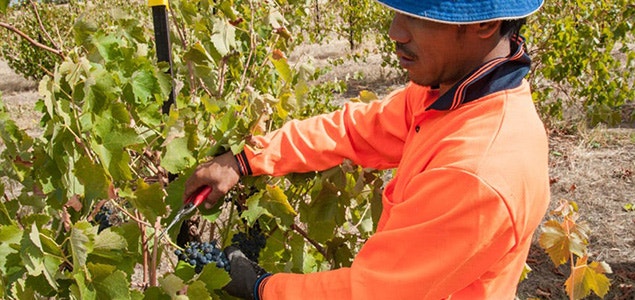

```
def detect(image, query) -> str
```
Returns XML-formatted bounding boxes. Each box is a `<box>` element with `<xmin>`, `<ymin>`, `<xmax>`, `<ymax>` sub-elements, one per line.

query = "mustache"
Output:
<box><xmin>396</xmin><ymin>42</ymin><xmax>417</xmax><ymax>59</ymax></box>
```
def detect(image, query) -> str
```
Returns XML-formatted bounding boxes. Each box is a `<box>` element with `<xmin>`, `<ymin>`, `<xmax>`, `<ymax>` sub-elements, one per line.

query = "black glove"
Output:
<box><xmin>223</xmin><ymin>246</ymin><xmax>272</xmax><ymax>300</ymax></box>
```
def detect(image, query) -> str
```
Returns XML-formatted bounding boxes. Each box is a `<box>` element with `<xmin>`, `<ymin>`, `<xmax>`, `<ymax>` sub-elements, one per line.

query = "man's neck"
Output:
<box><xmin>438</xmin><ymin>37</ymin><xmax>512</xmax><ymax>96</ymax></box>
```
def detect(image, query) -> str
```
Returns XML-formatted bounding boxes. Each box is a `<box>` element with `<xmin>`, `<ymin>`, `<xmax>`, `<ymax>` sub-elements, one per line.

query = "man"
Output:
<box><xmin>183</xmin><ymin>0</ymin><xmax>550</xmax><ymax>299</ymax></box>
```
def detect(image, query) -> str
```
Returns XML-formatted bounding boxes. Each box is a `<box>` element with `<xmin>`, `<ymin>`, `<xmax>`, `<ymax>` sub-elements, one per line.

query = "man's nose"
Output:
<box><xmin>388</xmin><ymin>13</ymin><xmax>410</xmax><ymax>44</ymax></box>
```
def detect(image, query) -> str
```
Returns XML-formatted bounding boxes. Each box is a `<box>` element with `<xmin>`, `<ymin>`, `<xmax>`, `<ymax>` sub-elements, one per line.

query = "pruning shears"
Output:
<box><xmin>159</xmin><ymin>186</ymin><xmax>213</xmax><ymax>240</ymax></box>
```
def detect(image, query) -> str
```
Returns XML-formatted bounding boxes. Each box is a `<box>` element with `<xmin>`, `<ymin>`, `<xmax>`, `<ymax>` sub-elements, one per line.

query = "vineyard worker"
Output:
<box><xmin>184</xmin><ymin>0</ymin><xmax>550</xmax><ymax>299</ymax></box>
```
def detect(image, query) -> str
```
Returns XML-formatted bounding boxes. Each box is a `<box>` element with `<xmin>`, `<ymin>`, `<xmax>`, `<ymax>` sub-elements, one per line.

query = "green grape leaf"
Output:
<box><xmin>271</xmin><ymin>51</ymin><xmax>292</xmax><ymax>83</ymax></box>
<box><xmin>259</xmin><ymin>229</ymin><xmax>286</xmax><ymax>273</ymax></box>
<box><xmin>218</xmin><ymin>0</ymin><xmax>238</xmax><ymax>20</ymax></box>
<box><xmin>0</xmin><ymin>225</ymin><xmax>22</xmax><ymax>274</ymax></box>
<box><xmin>20</xmin><ymin>224</ymin><xmax>59</xmax><ymax>289</ymax></box>
<box><xmin>20</xmin><ymin>223</ymin><xmax>45</xmax><ymax>276</ymax></box>
<box><xmin>326</xmin><ymin>237</ymin><xmax>354</xmax><ymax>268</ymax></box>
<box><xmin>210</xmin><ymin>18</ymin><xmax>236</xmax><ymax>57</ymax></box>
<box><xmin>72</xmin><ymin>271</ymin><xmax>97</xmax><ymax>300</ymax></box>
<box><xmin>92</xmin><ymin>142</ymin><xmax>133</xmax><ymax>181</ymax></box>
<box><xmin>9</xmin><ymin>278</ymin><xmax>35</xmax><ymax>299</ymax></box>
<box><xmin>20</xmin><ymin>214</ymin><xmax>51</xmax><ymax>229</ymax></box>
<box><xmin>131</xmin><ymin>290</ymin><xmax>144</xmax><ymax>300</ymax></box>
<box><xmin>25</xmin><ymin>274</ymin><xmax>56</xmax><ymax>297</ymax></box>
<box><xmin>0</xmin><ymin>196</ymin><xmax>15</xmax><ymax>226</ymax></box>
<box><xmin>564</xmin><ymin>256</ymin><xmax>612</xmax><ymax>300</ymax></box>
<box><xmin>42</xmin><ymin>254</ymin><xmax>63</xmax><ymax>292</ymax></box>
<box><xmin>289</xmin><ymin>231</ymin><xmax>305</xmax><ymax>273</ymax></box>
<box><xmin>93</xmin><ymin>33</ymin><xmax>123</xmax><ymax>63</ymax></box>
<box><xmin>160</xmin><ymin>136</ymin><xmax>196</xmax><ymax>174</ymax></box>
<box><xmin>74</xmin><ymin>157</ymin><xmax>112</xmax><ymax>202</ymax></box>
<box><xmin>88</xmin><ymin>263</ymin><xmax>131</xmax><ymax>300</ymax></box>
<box><xmin>142</xmin><ymin>286</ymin><xmax>170</xmax><ymax>300</ymax></box>
<box><xmin>173</xmin><ymin>260</ymin><xmax>196</xmax><ymax>282</ymax></box>
<box><xmin>91</xmin><ymin>110</ymin><xmax>141</xmax><ymax>181</ymax></box>
<box><xmin>129</xmin><ymin>179</ymin><xmax>165</xmax><ymax>224</ymax></box>
<box><xmin>186</xmin><ymin>280</ymin><xmax>212</xmax><ymax>300</ymax></box>
<box><xmin>300</xmin><ymin>188</ymin><xmax>340</xmax><ymax>243</ymax></box>
<box><xmin>130</xmin><ymin>68</ymin><xmax>160</xmax><ymax>103</ymax></box>
<box><xmin>241</xmin><ymin>192</ymin><xmax>267</xmax><ymax>225</ymax></box>
<box><xmin>39</xmin><ymin>231</ymin><xmax>63</xmax><ymax>258</ymax></box>
<box><xmin>158</xmin><ymin>274</ymin><xmax>185</xmax><ymax>298</ymax></box>
<box><xmin>91</xmin><ymin>229</ymin><xmax>128</xmax><ymax>261</ymax></box>
<box><xmin>184</xmin><ymin>42</ymin><xmax>217</xmax><ymax>65</ymax></box>
<box><xmin>116</xmin><ymin>222</ymin><xmax>142</xmax><ymax>255</ymax></box>
<box><xmin>164</xmin><ymin>173</ymin><xmax>189</xmax><ymax>221</ymax></box>
<box><xmin>70</xmin><ymin>221</ymin><xmax>95</xmax><ymax>270</ymax></box>
<box><xmin>84</xmin><ymin>65</ymin><xmax>120</xmax><ymax>113</ymax></box>
<box><xmin>198</xmin><ymin>263</ymin><xmax>231</xmax><ymax>292</ymax></box>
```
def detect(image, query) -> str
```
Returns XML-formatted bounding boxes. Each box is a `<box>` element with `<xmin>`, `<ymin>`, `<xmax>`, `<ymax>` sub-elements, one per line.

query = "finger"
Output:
<box><xmin>183</xmin><ymin>172</ymin><xmax>206</xmax><ymax>203</ymax></box>
<box><xmin>203</xmin><ymin>188</ymin><xmax>224</xmax><ymax>209</ymax></box>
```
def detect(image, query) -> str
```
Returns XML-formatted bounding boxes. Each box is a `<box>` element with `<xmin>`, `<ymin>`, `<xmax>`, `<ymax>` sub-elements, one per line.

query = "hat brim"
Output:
<box><xmin>375</xmin><ymin>0</ymin><xmax>544</xmax><ymax>24</ymax></box>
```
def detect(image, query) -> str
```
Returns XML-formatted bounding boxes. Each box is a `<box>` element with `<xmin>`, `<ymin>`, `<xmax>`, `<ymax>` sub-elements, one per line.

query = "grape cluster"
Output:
<box><xmin>94</xmin><ymin>206</ymin><xmax>113</xmax><ymax>233</ymax></box>
<box><xmin>231</xmin><ymin>224</ymin><xmax>266</xmax><ymax>262</ymax></box>
<box><xmin>174</xmin><ymin>241</ymin><xmax>231</xmax><ymax>274</ymax></box>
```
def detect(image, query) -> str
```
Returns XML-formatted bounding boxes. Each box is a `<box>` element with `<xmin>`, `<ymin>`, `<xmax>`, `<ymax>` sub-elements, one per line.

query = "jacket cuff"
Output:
<box><xmin>234</xmin><ymin>151</ymin><xmax>252</xmax><ymax>176</ymax></box>
<box><xmin>253</xmin><ymin>273</ymin><xmax>272</xmax><ymax>300</ymax></box>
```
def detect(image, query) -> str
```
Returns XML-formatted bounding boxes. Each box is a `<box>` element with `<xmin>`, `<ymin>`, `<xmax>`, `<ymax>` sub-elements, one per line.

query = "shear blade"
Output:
<box><xmin>158</xmin><ymin>203</ymin><xmax>194</xmax><ymax>240</ymax></box>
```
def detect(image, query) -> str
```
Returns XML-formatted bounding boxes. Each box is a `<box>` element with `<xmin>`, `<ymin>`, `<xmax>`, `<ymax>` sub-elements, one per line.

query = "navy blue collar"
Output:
<box><xmin>427</xmin><ymin>35</ymin><xmax>531</xmax><ymax>111</ymax></box>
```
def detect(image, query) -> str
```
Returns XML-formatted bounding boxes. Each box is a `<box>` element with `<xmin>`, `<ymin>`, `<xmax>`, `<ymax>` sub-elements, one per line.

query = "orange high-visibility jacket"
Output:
<box><xmin>235</xmin><ymin>36</ymin><xmax>550</xmax><ymax>299</ymax></box>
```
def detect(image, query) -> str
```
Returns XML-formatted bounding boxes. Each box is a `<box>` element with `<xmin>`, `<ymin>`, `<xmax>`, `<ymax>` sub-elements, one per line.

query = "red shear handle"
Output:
<box><xmin>187</xmin><ymin>186</ymin><xmax>213</xmax><ymax>207</ymax></box>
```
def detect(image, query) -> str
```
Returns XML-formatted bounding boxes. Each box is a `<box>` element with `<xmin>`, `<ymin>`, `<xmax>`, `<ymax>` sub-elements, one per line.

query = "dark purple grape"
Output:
<box><xmin>231</xmin><ymin>223</ymin><xmax>266</xmax><ymax>262</ymax></box>
<box><xmin>174</xmin><ymin>241</ymin><xmax>231</xmax><ymax>273</ymax></box>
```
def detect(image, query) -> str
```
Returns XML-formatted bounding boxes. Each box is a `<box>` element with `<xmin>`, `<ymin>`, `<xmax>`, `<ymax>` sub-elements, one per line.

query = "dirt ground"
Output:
<box><xmin>1</xmin><ymin>37</ymin><xmax>634</xmax><ymax>299</ymax></box>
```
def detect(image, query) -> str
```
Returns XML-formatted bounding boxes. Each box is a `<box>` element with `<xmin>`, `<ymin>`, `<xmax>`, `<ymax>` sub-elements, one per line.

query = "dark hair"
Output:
<box><xmin>500</xmin><ymin>18</ymin><xmax>527</xmax><ymax>37</ymax></box>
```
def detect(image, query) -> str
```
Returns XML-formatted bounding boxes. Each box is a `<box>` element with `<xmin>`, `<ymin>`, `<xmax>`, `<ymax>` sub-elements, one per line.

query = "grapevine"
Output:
<box><xmin>0</xmin><ymin>0</ymin><xmax>387</xmax><ymax>297</ymax></box>
<box><xmin>175</xmin><ymin>241</ymin><xmax>231</xmax><ymax>274</ymax></box>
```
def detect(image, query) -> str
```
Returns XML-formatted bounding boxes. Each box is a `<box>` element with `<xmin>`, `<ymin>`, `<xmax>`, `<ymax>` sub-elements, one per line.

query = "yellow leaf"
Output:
<box><xmin>538</xmin><ymin>220</ymin><xmax>570</xmax><ymax>265</ymax></box>
<box><xmin>589</xmin><ymin>261</ymin><xmax>612</xmax><ymax>274</ymax></box>
<box><xmin>358</xmin><ymin>90</ymin><xmax>378</xmax><ymax>103</ymax></box>
<box><xmin>565</xmin><ymin>256</ymin><xmax>612</xmax><ymax>300</ymax></box>
<box><xmin>519</xmin><ymin>263</ymin><xmax>532</xmax><ymax>283</ymax></box>
<box><xmin>265</xmin><ymin>185</ymin><xmax>297</xmax><ymax>216</ymax></box>
<box><xmin>250</xmin><ymin>112</ymin><xmax>270</xmax><ymax>136</ymax></box>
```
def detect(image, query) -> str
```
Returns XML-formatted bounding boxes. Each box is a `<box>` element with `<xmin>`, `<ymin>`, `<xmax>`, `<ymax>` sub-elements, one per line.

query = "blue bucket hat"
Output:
<box><xmin>375</xmin><ymin>0</ymin><xmax>544</xmax><ymax>24</ymax></box>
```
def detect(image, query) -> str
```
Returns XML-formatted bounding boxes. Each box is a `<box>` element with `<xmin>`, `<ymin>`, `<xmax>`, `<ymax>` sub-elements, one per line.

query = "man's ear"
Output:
<box><xmin>474</xmin><ymin>20</ymin><xmax>502</xmax><ymax>39</ymax></box>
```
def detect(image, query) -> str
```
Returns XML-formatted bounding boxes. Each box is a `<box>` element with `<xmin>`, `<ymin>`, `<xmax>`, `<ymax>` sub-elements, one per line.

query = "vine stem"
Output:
<box><xmin>238</xmin><ymin>0</ymin><xmax>256</xmax><ymax>89</ymax></box>
<box><xmin>564</xmin><ymin>216</ymin><xmax>575</xmax><ymax>300</ymax></box>
<box><xmin>28</xmin><ymin>0</ymin><xmax>60</xmax><ymax>50</ymax></box>
<box><xmin>168</xmin><ymin>3</ymin><xmax>198</xmax><ymax>94</ymax></box>
<box><xmin>137</xmin><ymin>211</ymin><xmax>150</xmax><ymax>287</ymax></box>
<box><xmin>221</xmin><ymin>201</ymin><xmax>236</xmax><ymax>246</ymax></box>
<box><xmin>150</xmin><ymin>218</ymin><xmax>161</xmax><ymax>287</ymax></box>
<box><xmin>0</xmin><ymin>22</ymin><xmax>64</xmax><ymax>58</ymax></box>
<box><xmin>108</xmin><ymin>199</ymin><xmax>152</xmax><ymax>228</ymax></box>
<box><xmin>291</xmin><ymin>223</ymin><xmax>327</xmax><ymax>258</ymax></box>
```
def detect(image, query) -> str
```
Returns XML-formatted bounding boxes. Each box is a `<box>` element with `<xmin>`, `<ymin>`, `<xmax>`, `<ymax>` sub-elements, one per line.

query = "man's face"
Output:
<box><xmin>388</xmin><ymin>13</ymin><xmax>473</xmax><ymax>89</ymax></box>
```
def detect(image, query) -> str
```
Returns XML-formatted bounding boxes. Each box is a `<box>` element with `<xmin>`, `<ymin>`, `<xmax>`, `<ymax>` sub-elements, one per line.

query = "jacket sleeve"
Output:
<box><xmin>239</xmin><ymin>88</ymin><xmax>411</xmax><ymax>176</ymax></box>
<box><xmin>261</xmin><ymin>168</ymin><xmax>518</xmax><ymax>299</ymax></box>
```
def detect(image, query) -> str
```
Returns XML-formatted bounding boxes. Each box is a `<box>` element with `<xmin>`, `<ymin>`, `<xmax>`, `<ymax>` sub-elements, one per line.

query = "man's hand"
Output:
<box><xmin>183</xmin><ymin>152</ymin><xmax>242</xmax><ymax>209</ymax></box>
<box><xmin>223</xmin><ymin>246</ymin><xmax>271</xmax><ymax>300</ymax></box>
